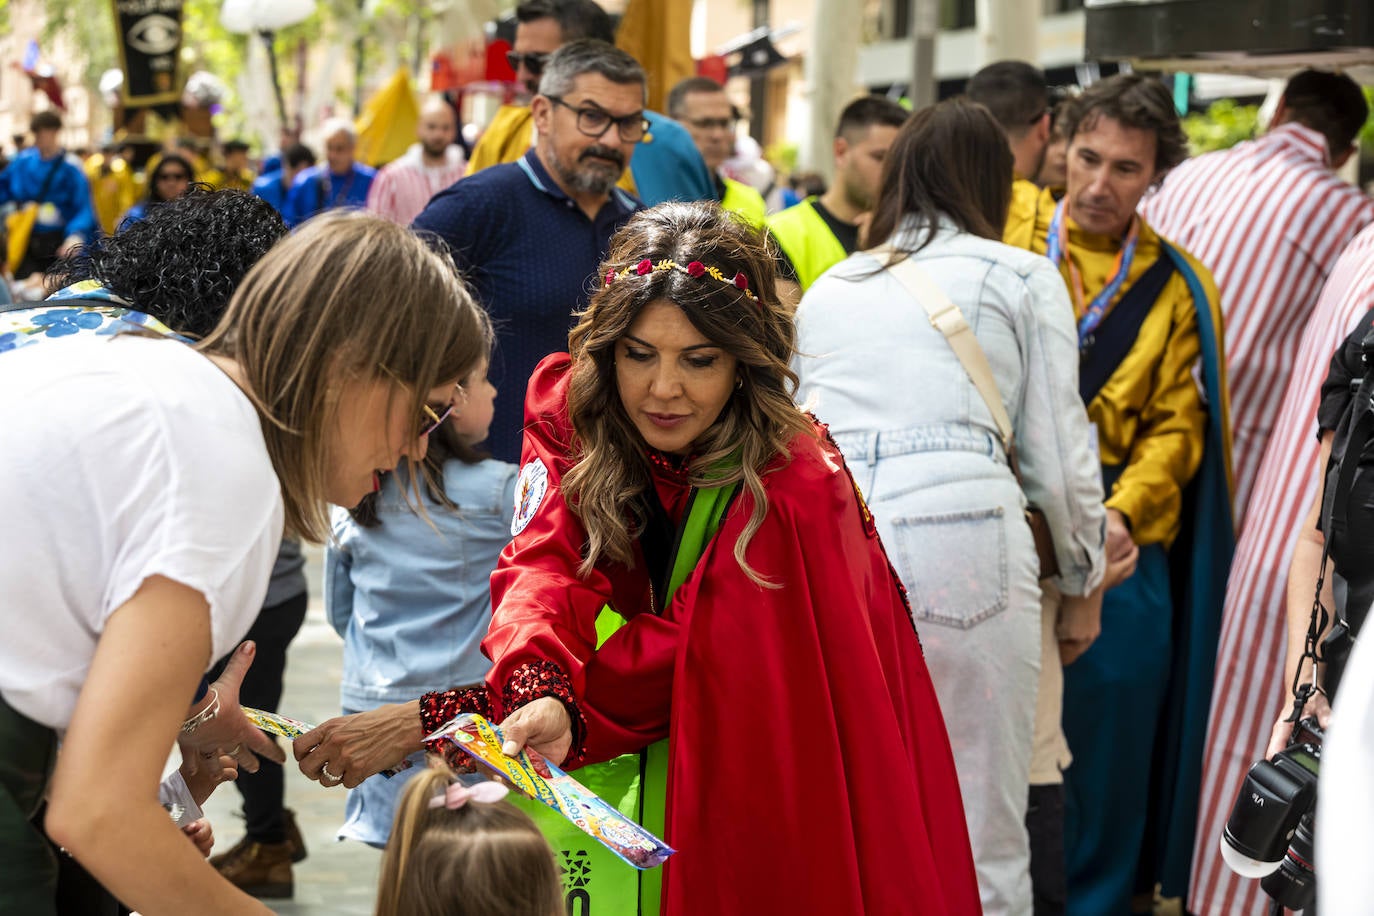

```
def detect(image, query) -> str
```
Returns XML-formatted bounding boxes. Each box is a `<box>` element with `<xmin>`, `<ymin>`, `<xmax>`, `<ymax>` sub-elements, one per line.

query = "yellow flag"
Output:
<box><xmin>355</xmin><ymin>68</ymin><xmax>420</xmax><ymax>167</ymax></box>
<box><xmin>615</xmin><ymin>0</ymin><xmax>694</xmax><ymax>115</ymax></box>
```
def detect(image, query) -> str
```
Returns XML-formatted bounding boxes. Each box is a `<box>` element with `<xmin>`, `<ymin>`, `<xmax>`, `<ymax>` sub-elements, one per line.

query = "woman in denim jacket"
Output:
<box><xmin>325</xmin><ymin>359</ymin><xmax>516</xmax><ymax>847</ymax></box>
<box><xmin>794</xmin><ymin>99</ymin><xmax>1105</xmax><ymax>916</ymax></box>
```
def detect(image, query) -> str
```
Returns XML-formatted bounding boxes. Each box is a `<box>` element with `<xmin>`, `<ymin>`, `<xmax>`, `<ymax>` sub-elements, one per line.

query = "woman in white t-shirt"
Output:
<box><xmin>0</xmin><ymin>211</ymin><xmax>492</xmax><ymax>916</ymax></box>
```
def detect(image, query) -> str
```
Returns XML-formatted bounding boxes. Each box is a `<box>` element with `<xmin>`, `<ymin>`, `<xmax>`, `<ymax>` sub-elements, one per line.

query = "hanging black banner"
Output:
<box><xmin>111</xmin><ymin>0</ymin><xmax>185</xmax><ymax>107</ymax></box>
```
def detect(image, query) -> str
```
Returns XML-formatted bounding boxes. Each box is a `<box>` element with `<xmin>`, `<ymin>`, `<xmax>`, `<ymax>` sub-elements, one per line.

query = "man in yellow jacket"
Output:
<box><xmin>1004</xmin><ymin>73</ymin><xmax>1234</xmax><ymax>916</ymax></box>
<box><xmin>667</xmin><ymin>76</ymin><xmax>765</xmax><ymax>227</ymax></box>
<box><xmin>767</xmin><ymin>96</ymin><xmax>907</xmax><ymax>303</ymax></box>
<box><xmin>967</xmin><ymin>60</ymin><xmax>1052</xmax><ymax>248</ymax></box>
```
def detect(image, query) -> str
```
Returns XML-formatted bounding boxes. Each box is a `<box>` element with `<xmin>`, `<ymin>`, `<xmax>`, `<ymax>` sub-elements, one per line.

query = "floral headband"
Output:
<box><xmin>604</xmin><ymin>258</ymin><xmax>761</xmax><ymax>305</ymax></box>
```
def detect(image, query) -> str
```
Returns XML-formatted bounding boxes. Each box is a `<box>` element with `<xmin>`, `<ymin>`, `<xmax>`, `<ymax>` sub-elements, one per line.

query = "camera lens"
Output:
<box><xmin>1260</xmin><ymin>816</ymin><xmax>1316</xmax><ymax>910</ymax></box>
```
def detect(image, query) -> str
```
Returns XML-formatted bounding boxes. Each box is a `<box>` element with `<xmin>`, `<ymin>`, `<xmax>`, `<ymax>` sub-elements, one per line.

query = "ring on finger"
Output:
<box><xmin>226</xmin><ymin>744</ymin><xmax>241</xmax><ymax>756</ymax></box>
<box><xmin>321</xmin><ymin>762</ymin><xmax>340</xmax><ymax>783</ymax></box>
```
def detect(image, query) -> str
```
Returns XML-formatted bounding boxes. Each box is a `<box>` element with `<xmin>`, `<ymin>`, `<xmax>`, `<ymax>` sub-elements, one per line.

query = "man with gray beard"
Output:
<box><xmin>414</xmin><ymin>40</ymin><xmax>644</xmax><ymax>461</ymax></box>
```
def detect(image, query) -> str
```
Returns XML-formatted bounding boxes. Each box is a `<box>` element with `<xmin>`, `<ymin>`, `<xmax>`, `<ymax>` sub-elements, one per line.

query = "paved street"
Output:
<box><xmin>201</xmin><ymin>548</ymin><xmax>382</xmax><ymax>914</ymax></box>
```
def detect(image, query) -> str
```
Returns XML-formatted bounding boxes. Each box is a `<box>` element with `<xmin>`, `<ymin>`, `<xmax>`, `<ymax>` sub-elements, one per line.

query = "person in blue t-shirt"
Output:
<box><xmin>325</xmin><ymin>356</ymin><xmax>515</xmax><ymax>848</ymax></box>
<box><xmin>251</xmin><ymin>143</ymin><xmax>317</xmax><ymax>216</ymax></box>
<box><xmin>281</xmin><ymin>120</ymin><xmax>375</xmax><ymax>227</ymax></box>
<box><xmin>0</xmin><ymin>110</ymin><xmax>96</xmax><ymax>278</ymax></box>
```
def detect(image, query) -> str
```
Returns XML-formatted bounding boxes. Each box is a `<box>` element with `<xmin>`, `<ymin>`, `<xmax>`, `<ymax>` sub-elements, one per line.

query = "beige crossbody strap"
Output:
<box><xmin>872</xmin><ymin>246</ymin><xmax>1015</xmax><ymax>455</ymax></box>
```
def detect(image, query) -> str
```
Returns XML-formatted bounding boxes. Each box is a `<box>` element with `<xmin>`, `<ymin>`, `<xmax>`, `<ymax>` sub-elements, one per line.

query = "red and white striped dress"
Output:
<box><xmin>1141</xmin><ymin>122</ymin><xmax>1374</xmax><ymax>526</ymax></box>
<box><xmin>365</xmin><ymin>145</ymin><xmax>467</xmax><ymax>226</ymax></box>
<box><xmin>1187</xmin><ymin>224</ymin><xmax>1374</xmax><ymax>916</ymax></box>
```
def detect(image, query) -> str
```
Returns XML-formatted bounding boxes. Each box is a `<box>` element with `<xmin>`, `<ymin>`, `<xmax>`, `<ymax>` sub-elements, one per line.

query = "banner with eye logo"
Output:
<box><xmin>110</xmin><ymin>0</ymin><xmax>185</xmax><ymax>107</ymax></box>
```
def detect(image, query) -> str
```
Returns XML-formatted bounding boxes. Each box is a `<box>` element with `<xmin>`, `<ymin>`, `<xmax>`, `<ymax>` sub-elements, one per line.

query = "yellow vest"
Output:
<box><xmin>1004</xmin><ymin>186</ymin><xmax>1223</xmax><ymax>547</ymax></box>
<box><xmin>765</xmin><ymin>198</ymin><xmax>849</xmax><ymax>292</ymax></box>
<box><xmin>721</xmin><ymin>176</ymin><xmax>765</xmax><ymax>228</ymax></box>
<box><xmin>465</xmin><ymin>104</ymin><xmax>637</xmax><ymax>194</ymax></box>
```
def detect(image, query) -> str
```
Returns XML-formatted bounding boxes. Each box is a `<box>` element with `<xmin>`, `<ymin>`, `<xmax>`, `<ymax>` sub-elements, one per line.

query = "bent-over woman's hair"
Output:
<box><xmin>564</xmin><ymin>201</ymin><xmax>814</xmax><ymax>585</ymax></box>
<box><xmin>866</xmin><ymin>97</ymin><xmax>1014</xmax><ymax>257</ymax></box>
<box><xmin>45</xmin><ymin>187</ymin><xmax>287</xmax><ymax>338</ymax></box>
<box><xmin>198</xmin><ymin>212</ymin><xmax>492</xmax><ymax>541</ymax></box>
<box><xmin>376</xmin><ymin>761</ymin><xmax>561</xmax><ymax>916</ymax></box>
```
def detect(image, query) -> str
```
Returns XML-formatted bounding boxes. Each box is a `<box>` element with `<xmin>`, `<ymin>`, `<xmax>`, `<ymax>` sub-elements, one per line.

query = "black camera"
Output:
<box><xmin>1220</xmin><ymin>716</ymin><xmax>1323</xmax><ymax>910</ymax></box>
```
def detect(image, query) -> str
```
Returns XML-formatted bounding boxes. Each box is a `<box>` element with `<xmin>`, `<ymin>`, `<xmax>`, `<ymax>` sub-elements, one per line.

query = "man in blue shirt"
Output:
<box><xmin>252</xmin><ymin>143</ymin><xmax>317</xmax><ymax>216</ymax></box>
<box><xmin>281</xmin><ymin>119</ymin><xmax>375</xmax><ymax>227</ymax></box>
<box><xmin>414</xmin><ymin>39</ymin><xmax>645</xmax><ymax>462</ymax></box>
<box><xmin>0</xmin><ymin>111</ymin><xmax>96</xmax><ymax>278</ymax></box>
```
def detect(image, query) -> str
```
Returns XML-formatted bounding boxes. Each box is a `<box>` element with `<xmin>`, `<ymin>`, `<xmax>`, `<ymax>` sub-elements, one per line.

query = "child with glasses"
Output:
<box><xmin>325</xmin><ymin>358</ymin><xmax>516</xmax><ymax>847</ymax></box>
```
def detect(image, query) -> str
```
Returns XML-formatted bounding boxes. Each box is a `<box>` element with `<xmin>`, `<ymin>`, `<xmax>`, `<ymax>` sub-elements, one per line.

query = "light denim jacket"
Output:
<box><xmin>326</xmin><ymin>458</ymin><xmax>518</xmax><ymax>710</ymax></box>
<box><xmin>794</xmin><ymin>217</ymin><xmax>1106</xmax><ymax>595</ymax></box>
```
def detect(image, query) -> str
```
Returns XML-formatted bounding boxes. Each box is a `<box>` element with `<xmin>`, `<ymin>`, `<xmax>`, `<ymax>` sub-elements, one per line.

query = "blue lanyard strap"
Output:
<box><xmin>1045</xmin><ymin>198</ymin><xmax>1140</xmax><ymax>350</ymax></box>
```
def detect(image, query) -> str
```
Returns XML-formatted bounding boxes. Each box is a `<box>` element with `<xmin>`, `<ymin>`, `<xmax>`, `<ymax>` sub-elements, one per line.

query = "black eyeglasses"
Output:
<box><xmin>506</xmin><ymin>51</ymin><xmax>550</xmax><ymax>76</ymax></box>
<box><xmin>546</xmin><ymin>96</ymin><xmax>650</xmax><ymax>143</ymax></box>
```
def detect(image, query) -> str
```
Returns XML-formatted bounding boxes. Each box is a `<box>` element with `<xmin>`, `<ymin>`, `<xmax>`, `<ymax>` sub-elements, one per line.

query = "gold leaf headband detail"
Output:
<box><xmin>604</xmin><ymin>258</ymin><xmax>761</xmax><ymax>305</ymax></box>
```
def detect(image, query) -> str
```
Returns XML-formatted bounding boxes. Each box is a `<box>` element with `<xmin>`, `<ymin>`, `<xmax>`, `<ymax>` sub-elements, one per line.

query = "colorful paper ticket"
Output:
<box><xmin>425</xmin><ymin>713</ymin><xmax>674</xmax><ymax>870</ymax></box>
<box><xmin>243</xmin><ymin>706</ymin><xmax>411</xmax><ymax>778</ymax></box>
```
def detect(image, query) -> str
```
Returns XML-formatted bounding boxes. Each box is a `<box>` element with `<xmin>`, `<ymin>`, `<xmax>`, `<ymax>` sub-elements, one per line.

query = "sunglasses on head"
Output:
<box><xmin>506</xmin><ymin>51</ymin><xmax>550</xmax><ymax>76</ymax></box>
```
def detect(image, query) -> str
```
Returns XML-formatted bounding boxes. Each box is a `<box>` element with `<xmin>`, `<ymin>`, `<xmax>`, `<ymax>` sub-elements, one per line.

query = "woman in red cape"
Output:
<box><xmin>298</xmin><ymin>202</ymin><xmax>980</xmax><ymax>914</ymax></box>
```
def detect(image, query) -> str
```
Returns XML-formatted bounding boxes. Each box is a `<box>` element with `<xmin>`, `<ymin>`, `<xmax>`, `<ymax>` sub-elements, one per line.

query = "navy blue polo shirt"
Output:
<box><xmin>413</xmin><ymin>150</ymin><xmax>641</xmax><ymax>462</ymax></box>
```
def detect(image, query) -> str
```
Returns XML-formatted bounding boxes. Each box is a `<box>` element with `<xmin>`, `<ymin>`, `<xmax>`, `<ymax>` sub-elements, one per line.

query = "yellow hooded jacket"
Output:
<box><xmin>1006</xmin><ymin>186</ymin><xmax>1225</xmax><ymax>547</ymax></box>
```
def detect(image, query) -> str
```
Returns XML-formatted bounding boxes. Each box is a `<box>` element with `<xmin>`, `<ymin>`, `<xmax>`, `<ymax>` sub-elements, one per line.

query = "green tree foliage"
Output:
<box><xmin>1182</xmin><ymin>99</ymin><xmax>1259</xmax><ymax>154</ymax></box>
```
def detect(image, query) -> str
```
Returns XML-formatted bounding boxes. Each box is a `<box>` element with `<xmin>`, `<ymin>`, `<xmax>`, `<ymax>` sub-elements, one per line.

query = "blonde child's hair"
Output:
<box><xmin>376</xmin><ymin>761</ymin><xmax>563</xmax><ymax>916</ymax></box>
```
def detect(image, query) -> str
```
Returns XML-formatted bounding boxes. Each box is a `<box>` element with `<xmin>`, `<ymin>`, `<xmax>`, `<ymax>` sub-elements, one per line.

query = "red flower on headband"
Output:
<box><xmin>604</xmin><ymin>271</ymin><xmax>616</xmax><ymax>287</ymax></box>
<box><xmin>636</xmin><ymin>259</ymin><xmax>654</xmax><ymax>276</ymax></box>
<box><xmin>686</xmin><ymin>261</ymin><xmax>705</xmax><ymax>277</ymax></box>
<box><xmin>733</xmin><ymin>272</ymin><xmax>749</xmax><ymax>291</ymax></box>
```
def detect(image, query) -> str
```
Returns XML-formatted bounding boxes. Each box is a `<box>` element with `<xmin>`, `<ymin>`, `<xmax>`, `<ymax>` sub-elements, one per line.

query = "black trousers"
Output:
<box><xmin>207</xmin><ymin>590</ymin><xmax>309</xmax><ymax>844</ymax></box>
<box><xmin>16</xmin><ymin>229</ymin><xmax>64</xmax><ymax>279</ymax></box>
<box><xmin>1027</xmin><ymin>783</ymin><xmax>1067</xmax><ymax>916</ymax></box>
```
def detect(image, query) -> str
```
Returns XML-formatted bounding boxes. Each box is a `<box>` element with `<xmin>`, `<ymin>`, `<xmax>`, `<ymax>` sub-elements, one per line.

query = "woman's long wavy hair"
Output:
<box><xmin>563</xmin><ymin>201</ymin><xmax>813</xmax><ymax>586</ymax></box>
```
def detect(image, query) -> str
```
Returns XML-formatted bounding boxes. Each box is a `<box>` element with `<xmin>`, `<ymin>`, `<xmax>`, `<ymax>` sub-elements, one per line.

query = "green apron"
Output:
<box><xmin>512</xmin><ymin>482</ymin><xmax>737</xmax><ymax>916</ymax></box>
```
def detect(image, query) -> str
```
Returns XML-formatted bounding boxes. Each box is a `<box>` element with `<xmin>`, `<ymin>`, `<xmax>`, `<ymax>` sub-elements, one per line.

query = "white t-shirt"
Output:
<box><xmin>0</xmin><ymin>334</ymin><xmax>283</xmax><ymax>731</ymax></box>
<box><xmin>1318</xmin><ymin>628</ymin><xmax>1374</xmax><ymax>914</ymax></box>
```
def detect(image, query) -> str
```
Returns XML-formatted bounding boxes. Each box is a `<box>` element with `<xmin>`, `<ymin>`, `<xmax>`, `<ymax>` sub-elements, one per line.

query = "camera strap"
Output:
<box><xmin>1291</xmin><ymin>334</ymin><xmax>1374</xmax><ymax>718</ymax></box>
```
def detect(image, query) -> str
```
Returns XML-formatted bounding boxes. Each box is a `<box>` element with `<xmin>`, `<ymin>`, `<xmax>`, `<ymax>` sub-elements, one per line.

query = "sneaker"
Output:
<box><xmin>210</xmin><ymin>837</ymin><xmax>294</xmax><ymax>898</ymax></box>
<box><xmin>282</xmin><ymin>808</ymin><xmax>308</xmax><ymax>864</ymax></box>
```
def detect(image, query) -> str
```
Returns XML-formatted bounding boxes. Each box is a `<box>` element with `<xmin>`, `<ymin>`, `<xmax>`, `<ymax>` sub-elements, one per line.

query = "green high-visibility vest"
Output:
<box><xmin>765</xmin><ymin>197</ymin><xmax>849</xmax><ymax>291</ymax></box>
<box><xmin>720</xmin><ymin>177</ymin><xmax>766</xmax><ymax>229</ymax></box>
<box><xmin>513</xmin><ymin>482</ymin><xmax>737</xmax><ymax>916</ymax></box>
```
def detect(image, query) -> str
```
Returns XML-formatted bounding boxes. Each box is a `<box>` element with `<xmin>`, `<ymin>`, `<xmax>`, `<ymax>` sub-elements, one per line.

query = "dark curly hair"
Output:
<box><xmin>1060</xmin><ymin>73</ymin><xmax>1188</xmax><ymax>182</ymax></box>
<box><xmin>46</xmin><ymin>187</ymin><xmax>287</xmax><ymax>339</ymax></box>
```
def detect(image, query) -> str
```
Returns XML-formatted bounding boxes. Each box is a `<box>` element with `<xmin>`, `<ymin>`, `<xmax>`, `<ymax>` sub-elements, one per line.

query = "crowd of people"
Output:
<box><xmin>4</xmin><ymin>0</ymin><xmax>1374</xmax><ymax>913</ymax></box>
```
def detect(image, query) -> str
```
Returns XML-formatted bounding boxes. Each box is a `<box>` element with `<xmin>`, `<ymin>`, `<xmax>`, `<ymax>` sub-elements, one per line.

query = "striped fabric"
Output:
<box><xmin>1141</xmin><ymin>122</ymin><xmax>1374</xmax><ymax>526</ymax></box>
<box><xmin>1187</xmin><ymin>224</ymin><xmax>1374</xmax><ymax>916</ymax></box>
<box><xmin>366</xmin><ymin>145</ymin><xmax>467</xmax><ymax>227</ymax></box>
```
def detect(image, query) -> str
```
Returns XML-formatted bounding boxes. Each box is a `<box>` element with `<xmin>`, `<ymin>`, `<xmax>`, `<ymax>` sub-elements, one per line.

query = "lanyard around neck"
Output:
<box><xmin>1045</xmin><ymin>197</ymin><xmax>1140</xmax><ymax>350</ymax></box>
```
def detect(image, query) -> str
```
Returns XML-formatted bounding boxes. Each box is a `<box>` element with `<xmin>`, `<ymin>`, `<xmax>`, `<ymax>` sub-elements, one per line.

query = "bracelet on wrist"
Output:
<box><xmin>181</xmin><ymin>688</ymin><xmax>220</xmax><ymax>734</ymax></box>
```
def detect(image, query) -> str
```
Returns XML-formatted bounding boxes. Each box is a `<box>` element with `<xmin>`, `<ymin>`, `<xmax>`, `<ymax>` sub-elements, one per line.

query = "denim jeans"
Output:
<box><xmin>840</xmin><ymin>428</ymin><xmax>1041</xmax><ymax>916</ymax></box>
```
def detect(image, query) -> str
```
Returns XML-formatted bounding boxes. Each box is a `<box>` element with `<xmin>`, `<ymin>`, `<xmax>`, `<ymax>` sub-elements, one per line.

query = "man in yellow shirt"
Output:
<box><xmin>967</xmin><ymin>60</ymin><xmax>1052</xmax><ymax>251</ymax></box>
<box><xmin>204</xmin><ymin>139</ymin><xmax>256</xmax><ymax>193</ymax></box>
<box><xmin>1004</xmin><ymin>73</ymin><xmax>1234</xmax><ymax>916</ymax></box>
<box><xmin>768</xmin><ymin>96</ymin><xmax>907</xmax><ymax>303</ymax></box>
<box><xmin>667</xmin><ymin>76</ymin><xmax>765</xmax><ymax>227</ymax></box>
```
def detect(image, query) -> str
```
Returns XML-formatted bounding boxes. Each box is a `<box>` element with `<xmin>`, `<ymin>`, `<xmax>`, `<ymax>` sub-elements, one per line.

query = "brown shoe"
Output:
<box><xmin>282</xmin><ymin>808</ymin><xmax>308</xmax><ymax>864</ymax></box>
<box><xmin>210</xmin><ymin>837</ymin><xmax>294</xmax><ymax>898</ymax></box>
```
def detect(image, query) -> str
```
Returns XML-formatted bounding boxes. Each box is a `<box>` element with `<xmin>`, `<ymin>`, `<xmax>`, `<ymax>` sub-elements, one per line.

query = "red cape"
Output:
<box><xmin>487</xmin><ymin>355</ymin><xmax>981</xmax><ymax>915</ymax></box>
